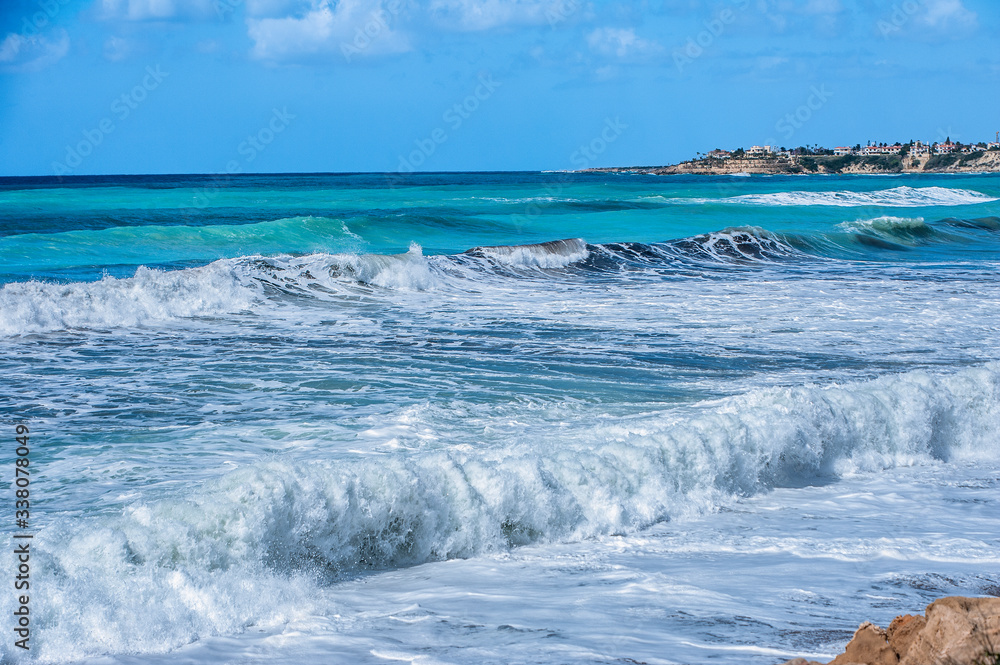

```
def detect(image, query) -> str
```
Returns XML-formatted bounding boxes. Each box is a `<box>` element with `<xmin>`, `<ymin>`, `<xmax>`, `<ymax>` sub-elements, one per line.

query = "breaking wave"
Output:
<box><xmin>0</xmin><ymin>263</ymin><xmax>259</xmax><ymax>335</ymax></box>
<box><xmin>465</xmin><ymin>238</ymin><xmax>589</xmax><ymax>268</ymax></box>
<box><xmin>718</xmin><ymin>186</ymin><xmax>997</xmax><ymax>207</ymax></box>
<box><xmin>14</xmin><ymin>363</ymin><xmax>1000</xmax><ymax>660</ymax></box>
<box><xmin>836</xmin><ymin>216</ymin><xmax>941</xmax><ymax>248</ymax></box>
<box><xmin>4</xmin><ymin>217</ymin><xmax>1000</xmax><ymax>335</ymax></box>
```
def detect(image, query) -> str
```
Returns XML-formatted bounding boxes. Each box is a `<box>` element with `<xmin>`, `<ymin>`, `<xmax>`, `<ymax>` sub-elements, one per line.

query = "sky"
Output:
<box><xmin>0</xmin><ymin>0</ymin><xmax>997</xmax><ymax>175</ymax></box>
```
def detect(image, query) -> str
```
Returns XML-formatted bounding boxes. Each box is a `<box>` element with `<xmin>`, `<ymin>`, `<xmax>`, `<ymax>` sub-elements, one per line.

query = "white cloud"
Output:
<box><xmin>246</xmin><ymin>0</ymin><xmax>411</xmax><ymax>62</ymax></box>
<box><xmin>586</xmin><ymin>27</ymin><xmax>660</xmax><ymax>59</ymax></box>
<box><xmin>100</xmin><ymin>0</ymin><xmax>217</xmax><ymax>21</ymax></box>
<box><xmin>919</xmin><ymin>0</ymin><xmax>977</xmax><ymax>30</ymax></box>
<box><xmin>427</xmin><ymin>0</ymin><xmax>570</xmax><ymax>31</ymax></box>
<box><xmin>0</xmin><ymin>29</ymin><xmax>70</xmax><ymax>71</ymax></box>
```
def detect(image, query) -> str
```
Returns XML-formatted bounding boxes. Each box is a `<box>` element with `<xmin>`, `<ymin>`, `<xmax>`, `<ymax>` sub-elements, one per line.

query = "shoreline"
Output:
<box><xmin>582</xmin><ymin>150</ymin><xmax>1000</xmax><ymax>176</ymax></box>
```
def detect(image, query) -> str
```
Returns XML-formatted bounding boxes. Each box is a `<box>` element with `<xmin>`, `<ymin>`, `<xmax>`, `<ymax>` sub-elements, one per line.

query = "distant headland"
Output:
<box><xmin>583</xmin><ymin>135</ymin><xmax>1000</xmax><ymax>175</ymax></box>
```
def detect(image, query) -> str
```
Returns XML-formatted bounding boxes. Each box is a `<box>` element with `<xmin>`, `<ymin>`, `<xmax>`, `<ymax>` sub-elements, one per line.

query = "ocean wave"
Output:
<box><xmin>4</xmin><ymin>216</ymin><xmax>999</xmax><ymax>335</ymax></box>
<box><xmin>0</xmin><ymin>216</ymin><xmax>364</xmax><ymax>273</ymax></box>
<box><xmin>581</xmin><ymin>227</ymin><xmax>812</xmax><ymax>273</ymax></box>
<box><xmin>0</xmin><ymin>245</ymin><xmax>444</xmax><ymax>335</ymax></box>
<box><xmin>476</xmin><ymin>196</ymin><xmax>576</xmax><ymax>204</ymax></box>
<box><xmin>324</xmin><ymin>242</ymin><xmax>438</xmax><ymax>290</ymax></box>
<box><xmin>0</xmin><ymin>264</ymin><xmax>260</xmax><ymax>335</ymax></box>
<box><xmin>15</xmin><ymin>363</ymin><xmax>1000</xmax><ymax>660</ymax></box>
<box><xmin>665</xmin><ymin>226</ymin><xmax>805</xmax><ymax>263</ymax></box>
<box><xmin>719</xmin><ymin>186</ymin><xmax>997</xmax><ymax>207</ymax></box>
<box><xmin>836</xmin><ymin>216</ymin><xmax>937</xmax><ymax>244</ymax></box>
<box><xmin>465</xmin><ymin>238</ymin><xmax>589</xmax><ymax>268</ymax></box>
<box><xmin>943</xmin><ymin>215</ymin><xmax>1000</xmax><ymax>231</ymax></box>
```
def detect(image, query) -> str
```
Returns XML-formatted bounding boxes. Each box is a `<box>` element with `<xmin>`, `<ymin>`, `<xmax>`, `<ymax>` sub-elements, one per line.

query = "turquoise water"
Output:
<box><xmin>1</xmin><ymin>172</ymin><xmax>999</xmax><ymax>663</ymax></box>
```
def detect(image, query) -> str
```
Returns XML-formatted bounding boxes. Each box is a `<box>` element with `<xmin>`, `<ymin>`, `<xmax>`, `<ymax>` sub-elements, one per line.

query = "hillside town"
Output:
<box><xmin>585</xmin><ymin>133</ymin><xmax>1000</xmax><ymax>175</ymax></box>
<box><xmin>705</xmin><ymin>134</ymin><xmax>1000</xmax><ymax>161</ymax></box>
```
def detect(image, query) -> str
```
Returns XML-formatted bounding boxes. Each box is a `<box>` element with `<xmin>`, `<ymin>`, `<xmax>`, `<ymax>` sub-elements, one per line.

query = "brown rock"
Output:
<box><xmin>899</xmin><ymin>596</ymin><xmax>1000</xmax><ymax>665</ymax></box>
<box><xmin>886</xmin><ymin>614</ymin><xmax>926</xmax><ymax>661</ymax></box>
<box><xmin>791</xmin><ymin>597</ymin><xmax>1000</xmax><ymax>665</ymax></box>
<box><xmin>781</xmin><ymin>659</ymin><xmax>826</xmax><ymax>665</ymax></box>
<box><xmin>830</xmin><ymin>621</ymin><xmax>898</xmax><ymax>665</ymax></box>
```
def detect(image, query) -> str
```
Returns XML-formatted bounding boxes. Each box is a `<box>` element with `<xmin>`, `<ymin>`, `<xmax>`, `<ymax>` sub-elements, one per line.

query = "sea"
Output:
<box><xmin>1</xmin><ymin>172</ymin><xmax>999</xmax><ymax>664</ymax></box>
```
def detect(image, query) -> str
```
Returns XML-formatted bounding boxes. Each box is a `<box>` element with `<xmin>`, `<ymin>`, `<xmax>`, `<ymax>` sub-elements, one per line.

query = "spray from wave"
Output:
<box><xmin>11</xmin><ymin>363</ymin><xmax>1000</xmax><ymax>660</ymax></box>
<box><xmin>0</xmin><ymin>264</ymin><xmax>259</xmax><ymax>335</ymax></box>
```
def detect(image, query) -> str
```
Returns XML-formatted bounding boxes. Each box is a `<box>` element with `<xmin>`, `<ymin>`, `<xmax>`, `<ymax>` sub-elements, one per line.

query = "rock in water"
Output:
<box><xmin>781</xmin><ymin>596</ymin><xmax>1000</xmax><ymax>665</ymax></box>
<box><xmin>830</xmin><ymin>622</ymin><xmax>897</xmax><ymax>665</ymax></box>
<box><xmin>899</xmin><ymin>596</ymin><xmax>1000</xmax><ymax>665</ymax></box>
<box><xmin>885</xmin><ymin>614</ymin><xmax>925</xmax><ymax>662</ymax></box>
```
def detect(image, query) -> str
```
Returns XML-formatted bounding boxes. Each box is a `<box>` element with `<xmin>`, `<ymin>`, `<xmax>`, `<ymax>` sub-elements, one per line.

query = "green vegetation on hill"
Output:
<box><xmin>925</xmin><ymin>153</ymin><xmax>960</xmax><ymax>169</ymax></box>
<box><xmin>959</xmin><ymin>150</ymin><xmax>986</xmax><ymax>166</ymax></box>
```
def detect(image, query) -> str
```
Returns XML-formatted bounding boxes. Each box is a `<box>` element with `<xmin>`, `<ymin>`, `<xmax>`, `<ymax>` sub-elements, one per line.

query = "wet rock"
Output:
<box><xmin>781</xmin><ymin>596</ymin><xmax>1000</xmax><ymax>665</ymax></box>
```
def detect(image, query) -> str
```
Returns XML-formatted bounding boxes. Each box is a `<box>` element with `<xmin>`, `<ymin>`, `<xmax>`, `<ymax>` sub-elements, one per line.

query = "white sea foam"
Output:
<box><xmin>0</xmin><ymin>245</ymin><xmax>441</xmax><ymax>335</ymax></box>
<box><xmin>10</xmin><ymin>364</ymin><xmax>1000</xmax><ymax>661</ymax></box>
<box><xmin>837</xmin><ymin>216</ymin><xmax>929</xmax><ymax>233</ymax></box>
<box><xmin>0</xmin><ymin>263</ymin><xmax>260</xmax><ymax>335</ymax></box>
<box><xmin>674</xmin><ymin>227</ymin><xmax>802</xmax><ymax>262</ymax></box>
<box><xmin>322</xmin><ymin>242</ymin><xmax>439</xmax><ymax>290</ymax></box>
<box><xmin>720</xmin><ymin>186</ymin><xmax>997</xmax><ymax>207</ymax></box>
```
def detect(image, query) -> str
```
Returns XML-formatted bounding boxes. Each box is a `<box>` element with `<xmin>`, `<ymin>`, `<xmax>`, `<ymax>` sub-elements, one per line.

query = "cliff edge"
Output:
<box><xmin>584</xmin><ymin>150</ymin><xmax>1000</xmax><ymax>176</ymax></box>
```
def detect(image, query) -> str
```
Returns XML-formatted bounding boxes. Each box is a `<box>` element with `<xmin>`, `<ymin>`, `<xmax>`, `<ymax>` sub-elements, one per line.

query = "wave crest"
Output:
<box><xmin>465</xmin><ymin>238</ymin><xmax>589</xmax><ymax>268</ymax></box>
<box><xmin>0</xmin><ymin>264</ymin><xmax>259</xmax><ymax>335</ymax></box>
<box><xmin>22</xmin><ymin>364</ymin><xmax>1000</xmax><ymax>659</ymax></box>
<box><xmin>721</xmin><ymin>186</ymin><xmax>997</xmax><ymax>207</ymax></box>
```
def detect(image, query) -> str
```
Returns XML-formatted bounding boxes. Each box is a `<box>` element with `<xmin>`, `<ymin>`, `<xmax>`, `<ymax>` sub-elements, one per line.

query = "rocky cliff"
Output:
<box><xmin>584</xmin><ymin>150</ymin><xmax>1000</xmax><ymax>176</ymax></box>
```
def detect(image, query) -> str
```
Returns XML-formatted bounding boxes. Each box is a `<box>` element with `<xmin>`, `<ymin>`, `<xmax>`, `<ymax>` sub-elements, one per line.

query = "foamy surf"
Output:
<box><xmin>8</xmin><ymin>363</ymin><xmax>999</xmax><ymax>661</ymax></box>
<box><xmin>4</xmin><ymin>172</ymin><xmax>1000</xmax><ymax>665</ymax></box>
<box><xmin>0</xmin><ymin>264</ymin><xmax>260</xmax><ymax>335</ymax></box>
<box><xmin>718</xmin><ymin>186</ymin><xmax>997</xmax><ymax>207</ymax></box>
<box><xmin>6</xmin><ymin>216</ymin><xmax>1000</xmax><ymax>336</ymax></box>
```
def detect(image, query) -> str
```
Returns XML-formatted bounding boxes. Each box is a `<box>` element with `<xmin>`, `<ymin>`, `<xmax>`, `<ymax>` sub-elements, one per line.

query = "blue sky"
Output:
<box><xmin>1</xmin><ymin>0</ymin><xmax>997</xmax><ymax>175</ymax></box>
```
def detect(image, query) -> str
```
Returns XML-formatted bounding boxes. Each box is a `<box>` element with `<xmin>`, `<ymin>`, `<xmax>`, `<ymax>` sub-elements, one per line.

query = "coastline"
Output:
<box><xmin>581</xmin><ymin>150</ymin><xmax>1000</xmax><ymax>176</ymax></box>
